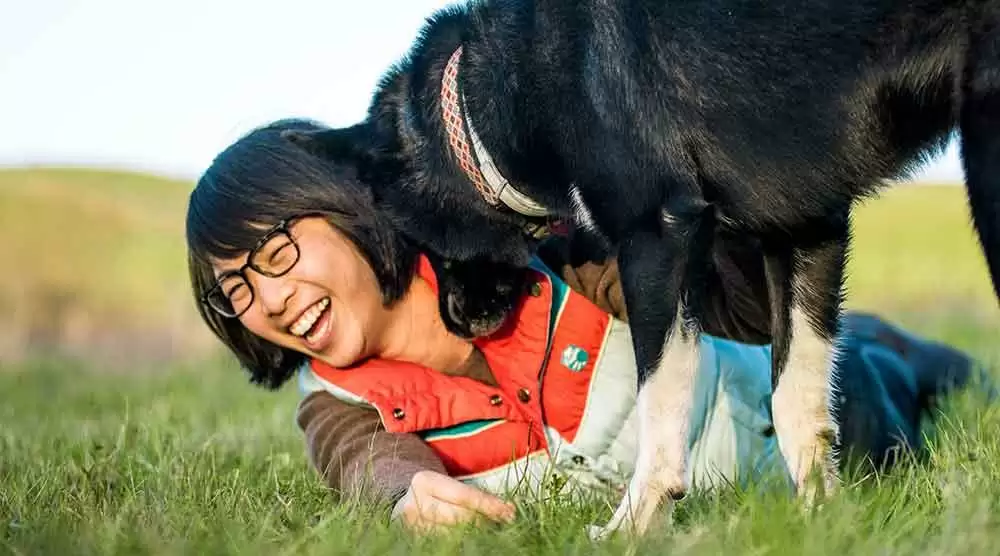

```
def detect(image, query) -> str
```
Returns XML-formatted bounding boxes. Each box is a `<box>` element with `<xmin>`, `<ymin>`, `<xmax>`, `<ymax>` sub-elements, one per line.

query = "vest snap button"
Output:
<box><xmin>392</xmin><ymin>408</ymin><xmax>405</xmax><ymax>420</ymax></box>
<box><xmin>489</xmin><ymin>394</ymin><xmax>503</xmax><ymax>406</ymax></box>
<box><xmin>529</xmin><ymin>282</ymin><xmax>543</xmax><ymax>297</ymax></box>
<box><xmin>517</xmin><ymin>388</ymin><xmax>531</xmax><ymax>403</ymax></box>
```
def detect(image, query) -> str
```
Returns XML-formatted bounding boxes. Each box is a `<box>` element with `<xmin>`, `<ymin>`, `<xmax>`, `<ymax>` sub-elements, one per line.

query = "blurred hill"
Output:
<box><xmin>0</xmin><ymin>167</ymin><xmax>215</xmax><ymax>367</ymax></box>
<box><xmin>0</xmin><ymin>167</ymin><xmax>993</xmax><ymax>368</ymax></box>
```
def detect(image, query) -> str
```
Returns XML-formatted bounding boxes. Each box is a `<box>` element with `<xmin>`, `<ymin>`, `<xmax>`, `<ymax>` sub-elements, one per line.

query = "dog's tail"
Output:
<box><xmin>960</xmin><ymin>14</ymin><xmax>1000</xmax><ymax>305</ymax></box>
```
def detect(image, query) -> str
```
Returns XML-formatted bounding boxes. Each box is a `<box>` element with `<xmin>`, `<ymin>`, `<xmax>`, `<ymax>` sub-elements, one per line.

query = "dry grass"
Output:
<box><xmin>847</xmin><ymin>184</ymin><xmax>998</xmax><ymax>362</ymax></box>
<box><xmin>0</xmin><ymin>167</ymin><xmax>213</xmax><ymax>366</ymax></box>
<box><xmin>2</xmin><ymin>169</ymin><xmax>996</xmax><ymax>367</ymax></box>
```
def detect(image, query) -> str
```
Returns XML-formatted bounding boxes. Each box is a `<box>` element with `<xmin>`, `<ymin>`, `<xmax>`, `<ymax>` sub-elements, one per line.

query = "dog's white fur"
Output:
<box><xmin>568</xmin><ymin>184</ymin><xmax>598</xmax><ymax>232</ymax></box>
<box><xmin>589</xmin><ymin>309</ymin><xmax>701</xmax><ymax>540</ymax></box>
<box><xmin>590</xmin><ymin>293</ymin><xmax>840</xmax><ymax>539</ymax></box>
<box><xmin>773</xmin><ymin>304</ymin><xmax>841</xmax><ymax>500</ymax></box>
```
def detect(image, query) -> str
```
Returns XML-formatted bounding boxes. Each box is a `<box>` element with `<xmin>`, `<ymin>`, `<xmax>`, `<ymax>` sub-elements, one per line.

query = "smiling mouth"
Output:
<box><xmin>290</xmin><ymin>297</ymin><xmax>331</xmax><ymax>339</ymax></box>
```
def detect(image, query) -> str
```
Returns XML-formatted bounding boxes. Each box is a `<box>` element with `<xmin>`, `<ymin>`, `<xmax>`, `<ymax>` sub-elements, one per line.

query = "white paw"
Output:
<box><xmin>587</xmin><ymin>524</ymin><xmax>613</xmax><ymax>542</ymax></box>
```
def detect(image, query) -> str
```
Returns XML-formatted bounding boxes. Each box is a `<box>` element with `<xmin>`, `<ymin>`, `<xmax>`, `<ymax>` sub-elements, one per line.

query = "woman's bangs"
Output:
<box><xmin>186</xmin><ymin>172</ymin><xmax>283</xmax><ymax>263</ymax></box>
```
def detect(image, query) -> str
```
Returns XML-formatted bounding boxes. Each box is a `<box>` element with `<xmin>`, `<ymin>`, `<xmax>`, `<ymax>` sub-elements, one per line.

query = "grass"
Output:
<box><xmin>3</xmin><ymin>178</ymin><xmax>1000</xmax><ymax>554</ymax></box>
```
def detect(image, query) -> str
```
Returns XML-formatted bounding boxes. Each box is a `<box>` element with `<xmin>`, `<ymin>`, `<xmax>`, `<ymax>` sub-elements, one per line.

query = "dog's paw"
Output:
<box><xmin>434</xmin><ymin>259</ymin><xmax>525</xmax><ymax>339</ymax></box>
<box><xmin>798</xmin><ymin>469</ymin><xmax>839</xmax><ymax>514</ymax></box>
<box><xmin>444</xmin><ymin>283</ymin><xmax>515</xmax><ymax>338</ymax></box>
<box><xmin>587</xmin><ymin>523</ymin><xmax>623</xmax><ymax>543</ymax></box>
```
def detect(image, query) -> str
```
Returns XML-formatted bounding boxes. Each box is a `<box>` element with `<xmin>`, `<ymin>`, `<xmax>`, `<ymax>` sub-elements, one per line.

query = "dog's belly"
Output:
<box><xmin>694</xmin><ymin>79</ymin><xmax>954</xmax><ymax>230</ymax></box>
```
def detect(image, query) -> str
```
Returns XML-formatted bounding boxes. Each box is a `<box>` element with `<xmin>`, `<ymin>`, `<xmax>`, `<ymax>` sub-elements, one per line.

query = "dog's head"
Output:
<box><xmin>281</xmin><ymin>122</ymin><xmax>536</xmax><ymax>269</ymax></box>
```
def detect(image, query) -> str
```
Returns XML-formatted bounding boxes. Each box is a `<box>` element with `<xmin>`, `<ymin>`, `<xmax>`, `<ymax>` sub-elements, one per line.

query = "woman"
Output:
<box><xmin>186</xmin><ymin>119</ymin><xmax>986</xmax><ymax>531</ymax></box>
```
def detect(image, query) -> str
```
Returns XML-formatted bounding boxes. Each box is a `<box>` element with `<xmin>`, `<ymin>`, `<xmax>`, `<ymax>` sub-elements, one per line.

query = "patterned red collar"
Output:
<box><xmin>439</xmin><ymin>46</ymin><xmax>565</xmax><ymax>239</ymax></box>
<box><xmin>440</xmin><ymin>46</ymin><xmax>501</xmax><ymax>206</ymax></box>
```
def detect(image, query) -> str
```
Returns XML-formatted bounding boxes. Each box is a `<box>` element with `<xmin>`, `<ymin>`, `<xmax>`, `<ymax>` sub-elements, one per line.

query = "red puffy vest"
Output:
<box><xmin>308</xmin><ymin>255</ymin><xmax>614</xmax><ymax>478</ymax></box>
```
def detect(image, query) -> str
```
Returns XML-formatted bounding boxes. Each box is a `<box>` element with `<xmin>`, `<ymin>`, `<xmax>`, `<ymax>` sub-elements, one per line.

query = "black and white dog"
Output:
<box><xmin>286</xmin><ymin>0</ymin><xmax>1000</xmax><ymax>538</ymax></box>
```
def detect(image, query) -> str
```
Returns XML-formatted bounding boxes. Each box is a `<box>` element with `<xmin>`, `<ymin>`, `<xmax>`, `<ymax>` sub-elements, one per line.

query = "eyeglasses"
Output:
<box><xmin>202</xmin><ymin>219</ymin><xmax>302</xmax><ymax>318</ymax></box>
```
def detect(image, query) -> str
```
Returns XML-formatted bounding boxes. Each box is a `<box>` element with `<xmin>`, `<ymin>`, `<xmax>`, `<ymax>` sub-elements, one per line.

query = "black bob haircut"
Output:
<box><xmin>186</xmin><ymin>118</ymin><xmax>418</xmax><ymax>389</ymax></box>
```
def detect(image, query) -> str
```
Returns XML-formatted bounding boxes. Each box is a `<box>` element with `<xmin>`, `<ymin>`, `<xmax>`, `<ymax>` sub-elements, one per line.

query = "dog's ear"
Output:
<box><xmin>281</xmin><ymin>126</ymin><xmax>365</xmax><ymax>162</ymax></box>
<box><xmin>282</xmin><ymin>124</ymin><xmax>404</xmax><ymax>186</ymax></box>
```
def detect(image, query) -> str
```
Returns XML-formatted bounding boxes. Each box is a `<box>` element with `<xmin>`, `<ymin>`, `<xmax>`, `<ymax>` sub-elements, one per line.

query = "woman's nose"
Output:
<box><xmin>251</xmin><ymin>274</ymin><xmax>295</xmax><ymax>317</ymax></box>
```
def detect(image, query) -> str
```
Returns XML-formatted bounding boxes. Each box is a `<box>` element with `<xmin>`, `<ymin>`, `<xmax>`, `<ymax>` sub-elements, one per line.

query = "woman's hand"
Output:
<box><xmin>392</xmin><ymin>470</ymin><xmax>516</xmax><ymax>532</ymax></box>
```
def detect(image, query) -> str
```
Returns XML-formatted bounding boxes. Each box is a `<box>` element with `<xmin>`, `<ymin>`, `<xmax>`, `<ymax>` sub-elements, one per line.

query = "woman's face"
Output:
<box><xmin>211</xmin><ymin>216</ymin><xmax>392</xmax><ymax>368</ymax></box>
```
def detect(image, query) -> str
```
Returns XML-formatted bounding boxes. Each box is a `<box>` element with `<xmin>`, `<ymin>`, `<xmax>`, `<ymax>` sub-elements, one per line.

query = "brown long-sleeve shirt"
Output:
<box><xmin>296</xmin><ymin>233</ymin><xmax>773</xmax><ymax>506</ymax></box>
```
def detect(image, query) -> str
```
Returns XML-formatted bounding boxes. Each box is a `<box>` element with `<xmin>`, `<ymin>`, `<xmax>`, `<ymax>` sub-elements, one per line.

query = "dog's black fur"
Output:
<box><xmin>289</xmin><ymin>0</ymin><xmax>999</xmax><ymax>368</ymax></box>
<box><xmin>286</xmin><ymin>0</ymin><xmax>1000</xmax><ymax>512</ymax></box>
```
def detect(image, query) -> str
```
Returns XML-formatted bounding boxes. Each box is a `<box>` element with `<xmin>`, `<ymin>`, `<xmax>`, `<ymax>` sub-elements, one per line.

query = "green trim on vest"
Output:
<box><xmin>420</xmin><ymin>419</ymin><xmax>505</xmax><ymax>441</ymax></box>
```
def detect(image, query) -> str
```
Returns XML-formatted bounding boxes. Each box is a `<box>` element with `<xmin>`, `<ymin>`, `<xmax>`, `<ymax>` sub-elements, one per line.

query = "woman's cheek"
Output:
<box><xmin>240</xmin><ymin>314</ymin><xmax>277</xmax><ymax>344</ymax></box>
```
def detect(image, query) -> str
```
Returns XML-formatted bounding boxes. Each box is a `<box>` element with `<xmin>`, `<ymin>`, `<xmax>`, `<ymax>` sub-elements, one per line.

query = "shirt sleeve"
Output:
<box><xmin>295</xmin><ymin>390</ymin><xmax>448</xmax><ymax>506</ymax></box>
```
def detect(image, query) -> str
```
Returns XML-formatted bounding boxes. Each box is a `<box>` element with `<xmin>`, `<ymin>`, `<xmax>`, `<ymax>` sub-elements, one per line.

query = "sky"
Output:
<box><xmin>1</xmin><ymin>0</ymin><xmax>965</xmax><ymax>182</ymax></box>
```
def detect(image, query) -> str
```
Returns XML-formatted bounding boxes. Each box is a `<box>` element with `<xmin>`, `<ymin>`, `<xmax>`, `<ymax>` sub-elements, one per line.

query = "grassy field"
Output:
<box><xmin>2</xmin><ymin>173</ymin><xmax>1000</xmax><ymax>555</ymax></box>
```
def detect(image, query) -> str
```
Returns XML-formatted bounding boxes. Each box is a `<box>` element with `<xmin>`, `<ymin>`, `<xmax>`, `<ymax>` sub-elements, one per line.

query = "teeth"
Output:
<box><xmin>290</xmin><ymin>298</ymin><xmax>330</xmax><ymax>336</ymax></box>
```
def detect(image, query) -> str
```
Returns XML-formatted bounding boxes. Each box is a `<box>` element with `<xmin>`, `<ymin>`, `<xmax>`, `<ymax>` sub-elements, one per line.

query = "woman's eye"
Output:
<box><xmin>269</xmin><ymin>241</ymin><xmax>293</xmax><ymax>265</ymax></box>
<box><xmin>225</xmin><ymin>280</ymin><xmax>250</xmax><ymax>301</ymax></box>
<box><xmin>257</xmin><ymin>237</ymin><xmax>295</xmax><ymax>272</ymax></box>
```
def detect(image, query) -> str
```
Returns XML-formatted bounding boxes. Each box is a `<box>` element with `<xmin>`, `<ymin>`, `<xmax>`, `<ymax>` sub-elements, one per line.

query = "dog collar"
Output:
<box><xmin>440</xmin><ymin>46</ymin><xmax>552</xmax><ymax>219</ymax></box>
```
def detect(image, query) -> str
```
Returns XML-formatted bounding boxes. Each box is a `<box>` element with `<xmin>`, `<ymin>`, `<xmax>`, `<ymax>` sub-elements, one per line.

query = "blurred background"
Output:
<box><xmin>1</xmin><ymin>0</ymin><xmax>460</xmax><ymax>368</ymax></box>
<box><xmin>1</xmin><ymin>1</ymin><xmax>998</xmax><ymax>552</ymax></box>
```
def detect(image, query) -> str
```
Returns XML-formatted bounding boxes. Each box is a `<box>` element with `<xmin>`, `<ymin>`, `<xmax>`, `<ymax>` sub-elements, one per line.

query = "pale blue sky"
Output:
<box><xmin>1</xmin><ymin>0</ymin><xmax>964</xmax><ymax>182</ymax></box>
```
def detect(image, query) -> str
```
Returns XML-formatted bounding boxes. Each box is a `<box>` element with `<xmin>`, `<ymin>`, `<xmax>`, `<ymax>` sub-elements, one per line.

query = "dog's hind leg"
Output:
<box><xmin>960</xmin><ymin>11</ymin><xmax>1000</xmax><ymax>304</ymax></box>
<box><xmin>589</xmin><ymin>204</ymin><xmax>712</xmax><ymax>540</ymax></box>
<box><xmin>769</xmin><ymin>222</ymin><xmax>848</xmax><ymax>505</ymax></box>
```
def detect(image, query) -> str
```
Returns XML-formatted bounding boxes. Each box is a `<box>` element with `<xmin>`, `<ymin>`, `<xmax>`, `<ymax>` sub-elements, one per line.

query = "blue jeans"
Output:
<box><xmin>832</xmin><ymin>312</ymin><xmax>991</xmax><ymax>469</ymax></box>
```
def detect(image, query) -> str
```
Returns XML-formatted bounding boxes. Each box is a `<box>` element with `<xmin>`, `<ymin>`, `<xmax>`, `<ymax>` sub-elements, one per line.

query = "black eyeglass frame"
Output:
<box><xmin>200</xmin><ymin>218</ymin><xmax>303</xmax><ymax>318</ymax></box>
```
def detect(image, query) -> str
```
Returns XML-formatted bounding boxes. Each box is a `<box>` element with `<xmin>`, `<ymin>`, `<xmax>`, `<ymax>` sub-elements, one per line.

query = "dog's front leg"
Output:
<box><xmin>768</xmin><ymin>225</ymin><xmax>848</xmax><ymax>505</ymax></box>
<box><xmin>590</xmin><ymin>209</ymin><xmax>709</xmax><ymax>540</ymax></box>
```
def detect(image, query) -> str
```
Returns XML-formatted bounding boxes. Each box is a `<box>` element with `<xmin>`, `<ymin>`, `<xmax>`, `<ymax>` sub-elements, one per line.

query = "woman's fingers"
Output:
<box><xmin>403</xmin><ymin>497</ymin><xmax>484</xmax><ymax>532</ymax></box>
<box><xmin>395</xmin><ymin>471</ymin><xmax>516</xmax><ymax>531</ymax></box>
<box><xmin>414</xmin><ymin>471</ymin><xmax>516</xmax><ymax>523</ymax></box>
<box><xmin>394</xmin><ymin>489</ymin><xmax>482</xmax><ymax>532</ymax></box>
